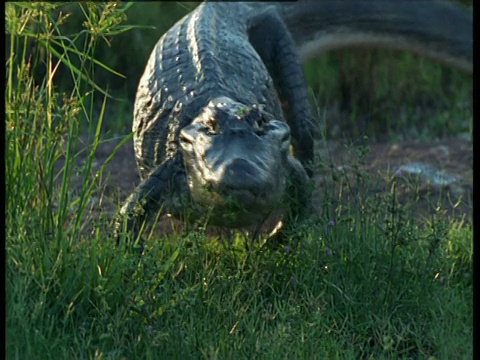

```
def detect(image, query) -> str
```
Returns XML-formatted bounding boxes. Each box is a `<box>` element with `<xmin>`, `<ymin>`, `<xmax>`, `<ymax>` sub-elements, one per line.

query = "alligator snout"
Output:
<box><xmin>212</xmin><ymin>158</ymin><xmax>270</xmax><ymax>194</ymax></box>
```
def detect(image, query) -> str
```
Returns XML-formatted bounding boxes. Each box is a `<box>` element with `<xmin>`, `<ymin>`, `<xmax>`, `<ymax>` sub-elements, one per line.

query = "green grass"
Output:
<box><xmin>6</xmin><ymin>3</ymin><xmax>472</xmax><ymax>359</ymax></box>
<box><xmin>304</xmin><ymin>50</ymin><xmax>472</xmax><ymax>141</ymax></box>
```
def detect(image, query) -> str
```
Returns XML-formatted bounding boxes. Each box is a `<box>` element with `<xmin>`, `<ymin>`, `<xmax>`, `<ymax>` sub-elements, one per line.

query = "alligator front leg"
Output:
<box><xmin>287</xmin><ymin>157</ymin><xmax>314</xmax><ymax>219</ymax></box>
<box><xmin>268</xmin><ymin>156</ymin><xmax>314</xmax><ymax>245</ymax></box>
<box><xmin>114</xmin><ymin>155</ymin><xmax>188</xmax><ymax>244</ymax></box>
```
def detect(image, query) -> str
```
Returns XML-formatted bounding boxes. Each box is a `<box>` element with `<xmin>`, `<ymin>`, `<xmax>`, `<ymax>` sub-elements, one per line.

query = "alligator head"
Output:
<box><xmin>179</xmin><ymin>97</ymin><xmax>292</xmax><ymax>227</ymax></box>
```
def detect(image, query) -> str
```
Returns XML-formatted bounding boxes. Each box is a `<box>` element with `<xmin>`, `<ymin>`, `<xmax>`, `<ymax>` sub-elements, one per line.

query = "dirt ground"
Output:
<box><xmin>70</xmin><ymin>132</ymin><xmax>472</xmax><ymax>236</ymax></box>
<box><xmin>314</xmin><ymin>137</ymin><xmax>472</xmax><ymax>222</ymax></box>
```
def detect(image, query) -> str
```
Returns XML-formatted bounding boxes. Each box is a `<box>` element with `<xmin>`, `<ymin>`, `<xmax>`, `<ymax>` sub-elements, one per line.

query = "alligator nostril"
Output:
<box><xmin>218</xmin><ymin>158</ymin><xmax>265</xmax><ymax>191</ymax></box>
<box><xmin>227</xmin><ymin>159</ymin><xmax>256</xmax><ymax>174</ymax></box>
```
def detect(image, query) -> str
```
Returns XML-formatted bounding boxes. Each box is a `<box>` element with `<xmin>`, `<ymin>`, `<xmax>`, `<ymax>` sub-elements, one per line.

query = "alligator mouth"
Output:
<box><xmin>201</xmin><ymin>175</ymin><xmax>273</xmax><ymax>206</ymax></box>
<box><xmin>220</xmin><ymin>187</ymin><xmax>263</xmax><ymax>207</ymax></box>
<box><xmin>216</xmin><ymin>184</ymin><xmax>283</xmax><ymax>215</ymax></box>
<box><xmin>190</xmin><ymin>178</ymin><xmax>284</xmax><ymax>228</ymax></box>
<box><xmin>207</xmin><ymin>188</ymin><xmax>279</xmax><ymax>227</ymax></box>
<box><xmin>207</xmin><ymin>167</ymin><xmax>284</xmax><ymax>210</ymax></box>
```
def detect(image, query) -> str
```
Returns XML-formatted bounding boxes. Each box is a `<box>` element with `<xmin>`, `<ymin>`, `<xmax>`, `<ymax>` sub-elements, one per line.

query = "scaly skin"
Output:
<box><xmin>115</xmin><ymin>1</ymin><xmax>472</xmax><ymax>240</ymax></box>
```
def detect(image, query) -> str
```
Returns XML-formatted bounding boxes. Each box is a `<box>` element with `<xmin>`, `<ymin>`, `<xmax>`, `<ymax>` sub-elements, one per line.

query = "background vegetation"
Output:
<box><xmin>6</xmin><ymin>2</ymin><xmax>472</xmax><ymax>359</ymax></box>
<box><xmin>24</xmin><ymin>1</ymin><xmax>472</xmax><ymax>140</ymax></box>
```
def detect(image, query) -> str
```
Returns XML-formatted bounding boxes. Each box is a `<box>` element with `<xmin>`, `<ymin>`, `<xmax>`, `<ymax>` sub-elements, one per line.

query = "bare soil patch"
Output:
<box><xmin>314</xmin><ymin>137</ymin><xmax>472</xmax><ymax>223</ymax></box>
<box><xmin>64</xmin><ymin>134</ymin><xmax>472</xmax><ymax>235</ymax></box>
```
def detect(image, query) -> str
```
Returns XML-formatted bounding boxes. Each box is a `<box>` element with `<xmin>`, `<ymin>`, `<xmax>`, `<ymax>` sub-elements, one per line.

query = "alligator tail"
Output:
<box><xmin>275</xmin><ymin>1</ymin><xmax>472</xmax><ymax>73</ymax></box>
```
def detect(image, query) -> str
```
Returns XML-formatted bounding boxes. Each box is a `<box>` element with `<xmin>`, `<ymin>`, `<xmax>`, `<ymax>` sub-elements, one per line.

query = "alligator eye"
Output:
<box><xmin>281</xmin><ymin>131</ymin><xmax>290</xmax><ymax>143</ymax></box>
<box><xmin>253</xmin><ymin>116</ymin><xmax>268</xmax><ymax>136</ymax></box>
<box><xmin>179</xmin><ymin>131</ymin><xmax>195</xmax><ymax>152</ymax></box>
<box><xmin>263</xmin><ymin>120</ymin><xmax>291</xmax><ymax>143</ymax></box>
<box><xmin>206</xmin><ymin>116</ymin><xmax>217</xmax><ymax>135</ymax></box>
<box><xmin>253</xmin><ymin>120</ymin><xmax>262</xmax><ymax>133</ymax></box>
<box><xmin>180</xmin><ymin>132</ymin><xmax>193</xmax><ymax>145</ymax></box>
<box><xmin>205</xmin><ymin>125</ymin><xmax>217</xmax><ymax>135</ymax></box>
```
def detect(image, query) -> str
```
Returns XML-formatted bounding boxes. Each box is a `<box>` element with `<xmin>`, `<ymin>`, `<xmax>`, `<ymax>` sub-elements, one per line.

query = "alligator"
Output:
<box><xmin>114</xmin><ymin>1</ymin><xmax>472</xmax><ymax>241</ymax></box>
